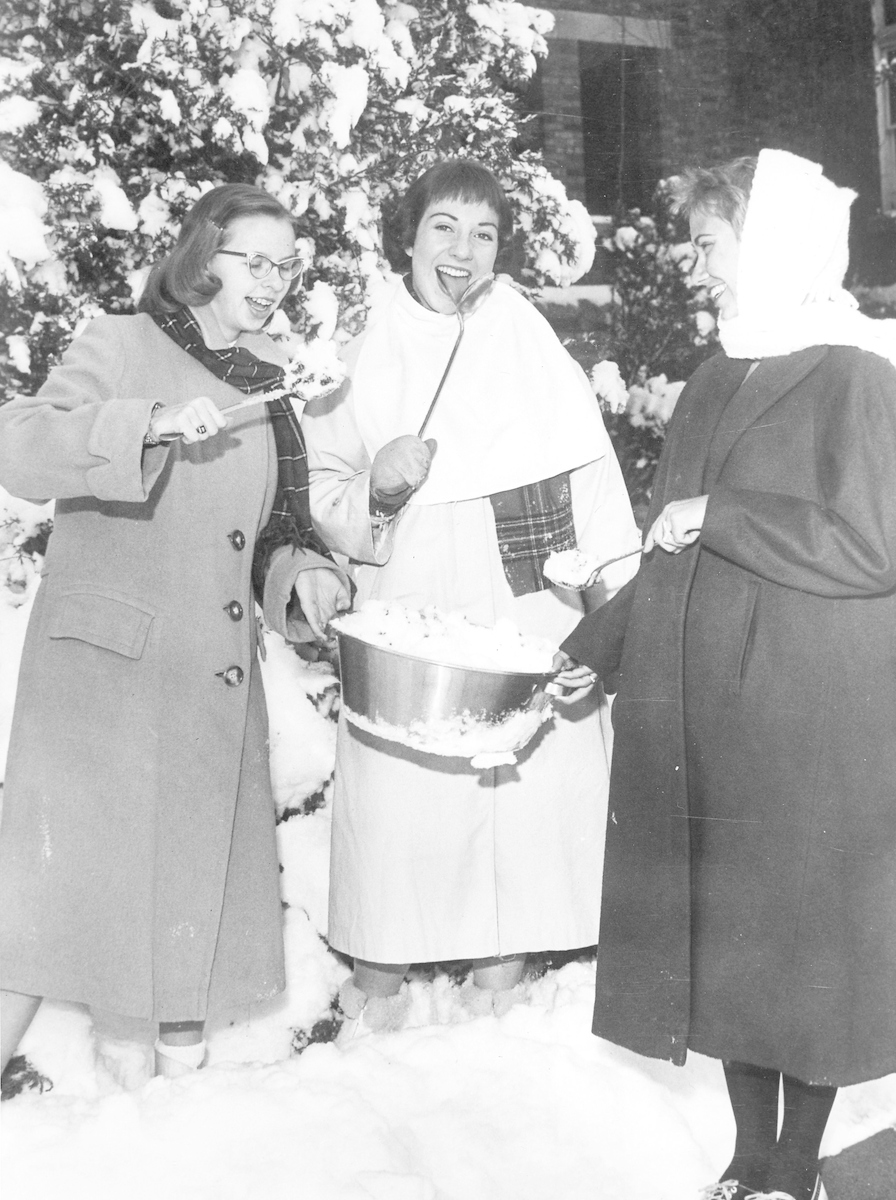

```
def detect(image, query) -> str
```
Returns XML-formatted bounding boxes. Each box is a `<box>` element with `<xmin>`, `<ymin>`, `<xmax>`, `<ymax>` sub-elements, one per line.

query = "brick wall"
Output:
<box><xmin>658</xmin><ymin>1</ymin><xmax>734</xmax><ymax>172</ymax></box>
<box><xmin>530</xmin><ymin>38</ymin><xmax>587</xmax><ymax>200</ymax></box>
<box><xmin>521</xmin><ymin>1</ymin><xmax>881</xmax><ymax>221</ymax></box>
<box><xmin>520</xmin><ymin>1</ymin><xmax>737</xmax><ymax>207</ymax></box>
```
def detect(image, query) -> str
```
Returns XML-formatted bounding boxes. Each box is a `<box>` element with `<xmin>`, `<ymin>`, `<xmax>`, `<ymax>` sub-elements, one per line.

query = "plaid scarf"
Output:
<box><xmin>150</xmin><ymin>307</ymin><xmax>332</xmax><ymax>598</ymax></box>
<box><xmin>489</xmin><ymin>471</ymin><xmax>577</xmax><ymax>597</ymax></box>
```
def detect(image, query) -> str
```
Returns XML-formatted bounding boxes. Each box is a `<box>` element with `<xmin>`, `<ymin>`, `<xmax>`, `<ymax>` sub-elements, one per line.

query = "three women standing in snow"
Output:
<box><xmin>560</xmin><ymin>150</ymin><xmax>896</xmax><ymax>1200</ymax></box>
<box><xmin>6</xmin><ymin>150</ymin><xmax>887</xmax><ymax>1200</ymax></box>
<box><xmin>0</xmin><ymin>183</ymin><xmax>350</xmax><ymax>1078</ymax></box>
<box><xmin>302</xmin><ymin>159</ymin><xmax>640</xmax><ymax>1032</ymax></box>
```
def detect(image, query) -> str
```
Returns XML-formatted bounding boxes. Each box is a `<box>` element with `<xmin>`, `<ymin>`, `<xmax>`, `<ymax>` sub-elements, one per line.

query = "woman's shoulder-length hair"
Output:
<box><xmin>137</xmin><ymin>183</ymin><xmax>295</xmax><ymax>315</ymax></box>
<box><xmin>670</xmin><ymin>156</ymin><xmax>758</xmax><ymax>235</ymax></box>
<box><xmin>381</xmin><ymin>158</ymin><xmax>514</xmax><ymax>271</ymax></box>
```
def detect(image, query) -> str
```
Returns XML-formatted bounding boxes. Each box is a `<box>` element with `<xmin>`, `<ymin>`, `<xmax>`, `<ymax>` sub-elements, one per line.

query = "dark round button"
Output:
<box><xmin>228</xmin><ymin>530</ymin><xmax>246</xmax><ymax>550</ymax></box>
<box><xmin>224</xmin><ymin>600</ymin><xmax>243</xmax><ymax>621</ymax></box>
<box><xmin>216</xmin><ymin>666</ymin><xmax>244</xmax><ymax>687</ymax></box>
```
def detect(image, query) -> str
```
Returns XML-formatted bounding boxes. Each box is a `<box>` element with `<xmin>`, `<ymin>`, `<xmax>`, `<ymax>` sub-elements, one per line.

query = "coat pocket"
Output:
<box><xmin>733</xmin><ymin>578</ymin><xmax>761</xmax><ymax>693</ymax></box>
<box><xmin>47</xmin><ymin>590</ymin><xmax>155</xmax><ymax>660</ymax></box>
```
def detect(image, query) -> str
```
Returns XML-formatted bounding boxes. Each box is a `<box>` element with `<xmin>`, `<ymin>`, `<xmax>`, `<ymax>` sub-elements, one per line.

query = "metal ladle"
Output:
<box><xmin>416</xmin><ymin>272</ymin><xmax>495</xmax><ymax>438</ymax></box>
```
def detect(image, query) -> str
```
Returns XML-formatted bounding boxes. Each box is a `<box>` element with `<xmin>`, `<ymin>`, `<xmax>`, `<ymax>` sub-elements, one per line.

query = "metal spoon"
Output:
<box><xmin>546</xmin><ymin>545</ymin><xmax>644</xmax><ymax>591</ymax></box>
<box><xmin>416</xmin><ymin>273</ymin><xmax>495</xmax><ymax>439</ymax></box>
<box><xmin>222</xmin><ymin>392</ymin><xmax>290</xmax><ymax>415</ymax></box>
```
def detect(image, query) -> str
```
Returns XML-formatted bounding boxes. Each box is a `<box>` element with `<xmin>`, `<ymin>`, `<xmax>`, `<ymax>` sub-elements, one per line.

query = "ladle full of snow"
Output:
<box><xmin>417</xmin><ymin>273</ymin><xmax>495</xmax><ymax>439</ymax></box>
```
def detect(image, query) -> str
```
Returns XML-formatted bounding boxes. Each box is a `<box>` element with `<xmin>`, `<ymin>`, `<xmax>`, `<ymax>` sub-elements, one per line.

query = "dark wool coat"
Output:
<box><xmin>0</xmin><ymin>315</ymin><xmax>342</xmax><ymax>1022</ymax></box>
<box><xmin>563</xmin><ymin>346</ymin><xmax>896</xmax><ymax>1087</ymax></box>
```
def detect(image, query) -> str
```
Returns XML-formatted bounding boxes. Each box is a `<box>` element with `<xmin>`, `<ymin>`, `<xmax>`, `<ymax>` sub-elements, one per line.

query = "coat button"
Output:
<box><xmin>228</xmin><ymin>530</ymin><xmax>246</xmax><ymax>550</ymax></box>
<box><xmin>216</xmin><ymin>666</ymin><xmax>244</xmax><ymax>687</ymax></box>
<box><xmin>224</xmin><ymin>600</ymin><xmax>243</xmax><ymax>621</ymax></box>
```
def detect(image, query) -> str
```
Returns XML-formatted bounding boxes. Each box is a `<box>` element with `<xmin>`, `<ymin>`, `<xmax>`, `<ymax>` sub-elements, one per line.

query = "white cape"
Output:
<box><xmin>350</xmin><ymin>279</ymin><xmax>610</xmax><ymax>505</ymax></box>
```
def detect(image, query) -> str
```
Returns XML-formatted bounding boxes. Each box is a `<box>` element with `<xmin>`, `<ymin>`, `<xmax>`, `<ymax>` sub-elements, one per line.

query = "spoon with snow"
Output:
<box><xmin>416</xmin><ymin>272</ymin><xmax>495</xmax><ymax>439</ymax></box>
<box><xmin>544</xmin><ymin>545</ymin><xmax>644</xmax><ymax>591</ymax></box>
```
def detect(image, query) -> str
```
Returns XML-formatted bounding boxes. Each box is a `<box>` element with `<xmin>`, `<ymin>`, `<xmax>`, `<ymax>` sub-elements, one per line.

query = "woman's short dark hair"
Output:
<box><xmin>381</xmin><ymin>159</ymin><xmax>514</xmax><ymax>271</ymax></box>
<box><xmin>670</xmin><ymin>156</ymin><xmax>758</xmax><ymax>235</ymax></box>
<box><xmin>138</xmin><ymin>183</ymin><xmax>295</xmax><ymax>314</ymax></box>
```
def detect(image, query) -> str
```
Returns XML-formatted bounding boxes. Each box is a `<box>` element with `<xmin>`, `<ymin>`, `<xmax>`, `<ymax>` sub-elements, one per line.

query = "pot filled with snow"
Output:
<box><xmin>331</xmin><ymin>602</ymin><xmax>558</xmax><ymax>768</ymax></box>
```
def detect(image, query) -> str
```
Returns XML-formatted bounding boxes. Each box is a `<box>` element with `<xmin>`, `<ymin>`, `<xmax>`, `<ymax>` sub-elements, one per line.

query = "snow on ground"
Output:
<box><xmin>5</xmin><ymin>969</ymin><xmax>896</xmax><ymax>1200</ymax></box>
<box><xmin>2</xmin><ymin>485</ymin><xmax>895</xmax><ymax>1199</ymax></box>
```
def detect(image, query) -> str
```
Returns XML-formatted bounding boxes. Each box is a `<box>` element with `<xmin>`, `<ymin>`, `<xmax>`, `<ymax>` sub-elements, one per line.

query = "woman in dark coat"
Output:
<box><xmin>0</xmin><ymin>183</ymin><xmax>350</xmax><ymax>1079</ymax></box>
<box><xmin>558</xmin><ymin>150</ymin><xmax>896</xmax><ymax>1200</ymax></box>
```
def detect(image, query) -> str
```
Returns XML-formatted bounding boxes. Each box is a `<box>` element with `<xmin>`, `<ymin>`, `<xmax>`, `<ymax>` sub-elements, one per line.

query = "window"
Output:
<box><xmin>579</xmin><ymin>42</ymin><xmax>662</xmax><ymax>214</ymax></box>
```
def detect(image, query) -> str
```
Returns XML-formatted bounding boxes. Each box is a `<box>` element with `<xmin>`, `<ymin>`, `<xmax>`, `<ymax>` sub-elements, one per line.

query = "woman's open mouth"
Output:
<box><xmin>246</xmin><ymin>295</ymin><xmax>276</xmax><ymax>317</ymax></box>
<box><xmin>436</xmin><ymin>265</ymin><xmax>472</xmax><ymax>305</ymax></box>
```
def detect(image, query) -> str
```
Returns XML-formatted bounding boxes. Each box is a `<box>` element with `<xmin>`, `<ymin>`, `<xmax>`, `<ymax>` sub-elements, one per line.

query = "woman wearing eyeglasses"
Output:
<box><xmin>0</xmin><ymin>183</ymin><xmax>350</xmax><ymax>1080</ymax></box>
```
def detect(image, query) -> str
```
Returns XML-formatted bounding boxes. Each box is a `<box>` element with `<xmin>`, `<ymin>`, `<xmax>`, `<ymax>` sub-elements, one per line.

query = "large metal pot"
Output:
<box><xmin>335</xmin><ymin>629</ymin><xmax>553</xmax><ymax>729</ymax></box>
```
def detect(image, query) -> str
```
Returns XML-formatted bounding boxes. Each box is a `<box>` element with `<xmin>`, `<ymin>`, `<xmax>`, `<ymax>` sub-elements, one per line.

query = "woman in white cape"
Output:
<box><xmin>303</xmin><ymin>160</ymin><xmax>640</xmax><ymax>1030</ymax></box>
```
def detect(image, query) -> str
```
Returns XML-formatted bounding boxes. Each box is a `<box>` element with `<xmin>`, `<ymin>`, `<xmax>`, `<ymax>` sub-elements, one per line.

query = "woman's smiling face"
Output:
<box><xmin>689</xmin><ymin>209</ymin><xmax>741</xmax><ymax>320</ymax></box>
<box><xmin>198</xmin><ymin>214</ymin><xmax>297</xmax><ymax>346</ymax></box>
<box><xmin>408</xmin><ymin>197</ymin><xmax>500</xmax><ymax>314</ymax></box>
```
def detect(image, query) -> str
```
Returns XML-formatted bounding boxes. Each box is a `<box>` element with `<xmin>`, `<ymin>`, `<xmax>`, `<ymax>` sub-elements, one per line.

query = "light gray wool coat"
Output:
<box><xmin>0</xmin><ymin>314</ymin><xmax>342</xmax><ymax>1022</ymax></box>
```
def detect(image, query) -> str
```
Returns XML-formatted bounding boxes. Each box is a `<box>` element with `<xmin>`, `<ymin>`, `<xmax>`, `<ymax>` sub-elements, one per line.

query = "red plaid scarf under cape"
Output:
<box><xmin>150</xmin><ymin>307</ymin><xmax>332</xmax><ymax>598</ymax></box>
<box><xmin>489</xmin><ymin>471</ymin><xmax>577</xmax><ymax>597</ymax></box>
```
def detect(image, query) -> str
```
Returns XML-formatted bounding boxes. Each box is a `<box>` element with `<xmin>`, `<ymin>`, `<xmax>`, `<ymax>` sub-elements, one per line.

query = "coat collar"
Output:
<box><xmin>702</xmin><ymin>345</ymin><xmax>829</xmax><ymax>491</ymax></box>
<box><xmin>647</xmin><ymin>354</ymin><xmax>752</xmax><ymax>521</ymax></box>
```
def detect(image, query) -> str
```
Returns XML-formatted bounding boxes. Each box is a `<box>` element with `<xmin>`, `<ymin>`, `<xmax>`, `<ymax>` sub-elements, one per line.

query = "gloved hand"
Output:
<box><xmin>293</xmin><ymin>568</ymin><xmax>352</xmax><ymax>643</ymax></box>
<box><xmin>370</xmin><ymin>435</ymin><xmax>436</xmax><ymax>498</ymax></box>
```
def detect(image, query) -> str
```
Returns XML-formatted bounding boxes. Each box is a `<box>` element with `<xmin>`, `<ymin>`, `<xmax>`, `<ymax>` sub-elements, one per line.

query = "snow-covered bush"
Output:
<box><xmin>560</xmin><ymin>184</ymin><xmax>720</xmax><ymax>522</ymax></box>
<box><xmin>626</xmin><ymin>372</ymin><xmax>687</xmax><ymax>432</ymax></box>
<box><xmin>601</xmin><ymin>183</ymin><xmax>717</xmax><ymax>388</ymax></box>
<box><xmin>0</xmin><ymin>0</ymin><xmax>594</xmax><ymax>402</ymax></box>
<box><xmin>0</xmin><ymin>500</ymin><xmax>51</xmax><ymax>604</ymax></box>
<box><xmin>0</xmin><ymin>489</ymin><xmax>53</xmax><ymax>785</ymax></box>
<box><xmin>875</xmin><ymin>48</ymin><xmax>896</xmax><ymax>89</ymax></box>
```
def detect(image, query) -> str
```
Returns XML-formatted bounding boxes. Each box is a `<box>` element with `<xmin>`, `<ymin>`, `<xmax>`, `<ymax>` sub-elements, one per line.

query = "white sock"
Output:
<box><xmin>154</xmin><ymin>1038</ymin><xmax>206</xmax><ymax>1069</ymax></box>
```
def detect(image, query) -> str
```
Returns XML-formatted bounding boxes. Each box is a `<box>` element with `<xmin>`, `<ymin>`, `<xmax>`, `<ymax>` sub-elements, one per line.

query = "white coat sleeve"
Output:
<box><xmin>570</xmin><ymin>446</ymin><xmax>642</xmax><ymax>608</ymax></box>
<box><xmin>301</xmin><ymin>340</ymin><xmax>402</xmax><ymax>566</ymax></box>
